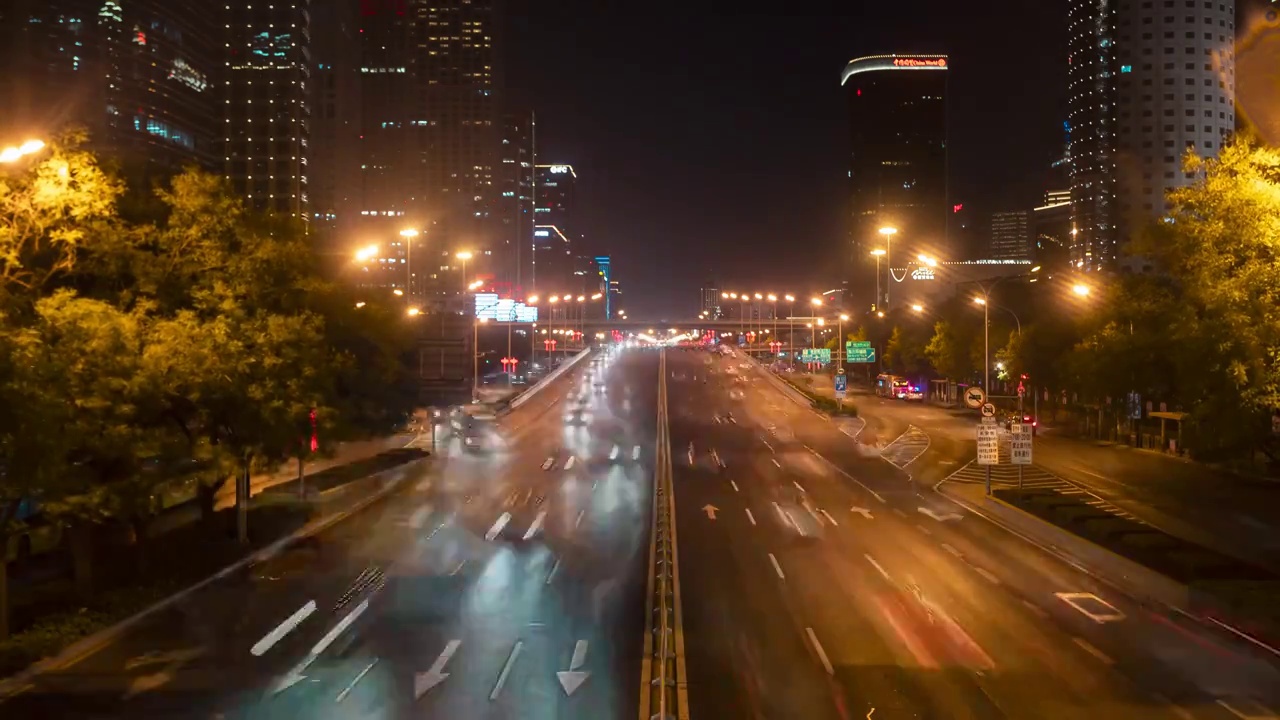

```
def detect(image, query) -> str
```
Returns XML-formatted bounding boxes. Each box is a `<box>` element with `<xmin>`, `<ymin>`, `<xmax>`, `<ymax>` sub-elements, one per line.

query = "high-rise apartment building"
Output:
<box><xmin>1</xmin><ymin>0</ymin><xmax>218</xmax><ymax>177</ymax></box>
<box><xmin>700</xmin><ymin>282</ymin><xmax>722</xmax><ymax>319</ymax></box>
<box><xmin>840</xmin><ymin>54</ymin><xmax>948</xmax><ymax>311</ymax></box>
<box><xmin>1068</xmin><ymin>0</ymin><xmax>1236</xmax><ymax>272</ymax></box>
<box><xmin>1067</xmin><ymin>0</ymin><xmax>1118</xmax><ymax>271</ymax></box>
<box><xmin>222</xmin><ymin>1</ymin><xmax>312</xmax><ymax>220</ymax></box>
<box><xmin>353</xmin><ymin>0</ymin><xmax>500</xmax><ymax>302</ymax></box>
<box><xmin>309</xmin><ymin>0</ymin><xmax>360</xmax><ymax>242</ymax></box>
<box><xmin>988</xmin><ymin>211</ymin><xmax>1032</xmax><ymax>261</ymax></box>
<box><xmin>1114</xmin><ymin>0</ymin><xmax>1236</xmax><ymax>262</ymax></box>
<box><xmin>498</xmin><ymin>111</ymin><xmax>535</xmax><ymax>290</ymax></box>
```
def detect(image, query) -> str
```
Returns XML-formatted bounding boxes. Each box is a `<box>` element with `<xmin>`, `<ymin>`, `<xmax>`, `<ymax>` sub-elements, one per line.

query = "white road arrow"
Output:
<box><xmin>918</xmin><ymin>507</ymin><xmax>963</xmax><ymax>522</ymax></box>
<box><xmin>850</xmin><ymin>507</ymin><xmax>875</xmax><ymax>519</ymax></box>
<box><xmin>271</xmin><ymin>598</ymin><xmax>371</xmax><ymax>696</ymax></box>
<box><xmin>414</xmin><ymin>639</ymin><xmax>461</xmax><ymax>699</ymax></box>
<box><xmin>557</xmin><ymin>640</ymin><xmax>591</xmax><ymax>696</ymax></box>
<box><xmin>702</xmin><ymin>504</ymin><xmax>719</xmax><ymax>520</ymax></box>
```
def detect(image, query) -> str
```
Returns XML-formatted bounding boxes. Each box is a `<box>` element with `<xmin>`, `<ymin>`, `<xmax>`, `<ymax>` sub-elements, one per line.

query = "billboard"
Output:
<box><xmin>474</xmin><ymin>293</ymin><xmax>538</xmax><ymax>322</ymax></box>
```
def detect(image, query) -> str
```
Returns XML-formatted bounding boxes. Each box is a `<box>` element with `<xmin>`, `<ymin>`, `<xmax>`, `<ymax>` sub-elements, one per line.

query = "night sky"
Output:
<box><xmin>506</xmin><ymin>1</ymin><xmax>1067</xmax><ymax>318</ymax></box>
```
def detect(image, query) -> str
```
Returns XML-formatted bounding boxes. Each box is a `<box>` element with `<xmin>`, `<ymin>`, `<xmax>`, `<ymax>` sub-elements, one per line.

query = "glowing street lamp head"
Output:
<box><xmin>399</xmin><ymin>228</ymin><xmax>419</xmax><ymax>238</ymax></box>
<box><xmin>879</xmin><ymin>226</ymin><xmax>898</xmax><ymax>237</ymax></box>
<box><xmin>870</xmin><ymin>248</ymin><xmax>886</xmax><ymax>257</ymax></box>
<box><xmin>917</xmin><ymin>254</ymin><xmax>938</xmax><ymax>267</ymax></box>
<box><xmin>767</xmin><ymin>294</ymin><xmax>777</xmax><ymax>302</ymax></box>
<box><xmin>549</xmin><ymin>296</ymin><xmax>559</xmax><ymax>304</ymax></box>
<box><xmin>753</xmin><ymin>293</ymin><xmax>763</xmax><ymax>300</ymax></box>
<box><xmin>576</xmin><ymin>295</ymin><xmax>585</xmax><ymax>302</ymax></box>
<box><xmin>590</xmin><ymin>292</ymin><xmax>602</xmax><ymax>300</ymax></box>
<box><xmin>527</xmin><ymin>295</ymin><xmax>539</xmax><ymax>304</ymax></box>
<box><xmin>839</xmin><ymin>314</ymin><xmax>850</xmax><ymax>321</ymax></box>
<box><xmin>392</xmin><ymin>288</ymin><xmax>404</xmax><ymax>296</ymax></box>
<box><xmin>973</xmin><ymin>296</ymin><xmax>987</xmax><ymax>305</ymax></box>
<box><xmin>455</xmin><ymin>250</ymin><xmax>473</xmax><ymax>261</ymax></box>
<box><xmin>720</xmin><ymin>292</ymin><xmax>729</xmax><ymax>299</ymax></box>
<box><xmin>1072</xmin><ymin>283</ymin><xmax>1091</xmax><ymax>297</ymax></box>
<box><xmin>810</xmin><ymin>297</ymin><xmax>823</xmax><ymax>307</ymax></box>
<box><xmin>785</xmin><ymin>294</ymin><xmax>795</xmax><ymax>302</ymax></box>
<box><xmin>911</xmin><ymin>304</ymin><xmax>924</xmax><ymax>312</ymax></box>
<box><xmin>407</xmin><ymin>307</ymin><xmax>421</xmax><ymax>316</ymax></box>
<box><xmin>354</xmin><ymin>244</ymin><xmax>378</xmax><ymax>262</ymax></box>
<box><xmin>0</xmin><ymin>139</ymin><xmax>45</xmax><ymax>164</ymax></box>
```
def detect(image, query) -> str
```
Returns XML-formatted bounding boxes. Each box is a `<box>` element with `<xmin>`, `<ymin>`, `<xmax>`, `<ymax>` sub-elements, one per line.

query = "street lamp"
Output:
<box><xmin>354</xmin><ymin>244</ymin><xmax>378</xmax><ymax>263</ymax></box>
<box><xmin>869</xmin><ymin>249</ymin><xmax>886</xmax><ymax>311</ymax></box>
<box><xmin>1072</xmin><ymin>283</ymin><xmax>1091</xmax><ymax>297</ymax></box>
<box><xmin>472</xmin><ymin>316</ymin><xmax>489</xmax><ymax>403</ymax></box>
<box><xmin>878</xmin><ymin>227</ymin><xmax>898</xmax><ymax>309</ymax></box>
<box><xmin>407</xmin><ymin>306</ymin><xmax>421</xmax><ymax>316</ymax></box>
<box><xmin>910</xmin><ymin>304</ymin><xmax>924</xmax><ymax>313</ymax></box>
<box><xmin>767</xmin><ymin>293</ymin><xmax>778</xmax><ymax>342</ymax></box>
<box><xmin>455</xmin><ymin>250</ymin><xmax>473</xmax><ymax>294</ymax></box>
<box><xmin>785</xmin><ymin>294</ymin><xmax>796</xmax><ymax>364</ymax></box>
<box><xmin>0</xmin><ymin>139</ymin><xmax>45</xmax><ymax>164</ymax></box>
<box><xmin>838</xmin><ymin>314</ymin><xmax>850</xmax><ymax>369</ymax></box>
<box><xmin>400</xmin><ymin>228</ymin><xmax>418</xmax><ymax>297</ymax></box>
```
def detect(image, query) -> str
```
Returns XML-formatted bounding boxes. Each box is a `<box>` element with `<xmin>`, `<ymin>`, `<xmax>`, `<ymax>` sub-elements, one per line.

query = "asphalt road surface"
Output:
<box><xmin>1</xmin><ymin>348</ymin><xmax>656</xmax><ymax>720</ymax></box>
<box><xmin>665</xmin><ymin>348</ymin><xmax>1280</xmax><ymax>720</ymax></box>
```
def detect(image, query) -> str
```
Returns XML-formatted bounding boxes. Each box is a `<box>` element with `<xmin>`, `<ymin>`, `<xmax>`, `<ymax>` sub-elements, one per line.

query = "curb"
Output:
<box><xmin>934</xmin><ymin>480</ymin><xmax>1280</xmax><ymax>660</ymax></box>
<box><xmin>0</xmin><ymin>457</ymin><xmax>430</xmax><ymax>699</ymax></box>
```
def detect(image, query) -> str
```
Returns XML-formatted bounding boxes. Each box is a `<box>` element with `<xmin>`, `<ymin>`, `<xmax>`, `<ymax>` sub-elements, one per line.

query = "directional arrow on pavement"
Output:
<box><xmin>850</xmin><ymin>507</ymin><xmax>875</xmax><ymax>519</ymax></box>
<box><xmin>415</xmin><ymin>639</ymin><xmax>461</xmax><ymax>699</ymax></box>
<box><xmin>270</xmin><ymin>598</ymin><xmax>370</xmax><ymax>696</ymax></box>
<box><xmin>702</xmin><ymin>504</ymin><xmax>719</xmax><ymax>520</ymax></box>
<box><xmin>557</xmin><ymin>640</ymin><xmax>591</xmax><ymax>696</ymax></box>
<box><xmin>918</xmin><ymin>507</ymin><xmax>963</xmax><ymax>522</ymax></box>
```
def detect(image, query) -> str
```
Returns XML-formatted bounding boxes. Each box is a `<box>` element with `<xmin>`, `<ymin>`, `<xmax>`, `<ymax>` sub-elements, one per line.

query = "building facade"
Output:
<box><xmin>840</xmin><ymin>54</ymin><xmax>949</xmax><ymax>312</ymax></box>
<box><xmin>309</xmin><ymin>0</ymin><xmax>360</xmax><ymax>243</ymax></box>
<box><xmin>700</xmin><ymin>282</ymin><xmax>722</xmax><ymax>319</ymax></box>
<box><xmin>498</xmin><ymin>111</ymin><xmax>535</xmax><ymax>290</ymax></box>
<box><xmin>222</xmin><ymin>0</ymin><xmax>312</xmax><ymax>220</ymax></box>
<box><xmin>1</xmin><ymin>0</ymin><xmax>218</xmax><ymax>177</ymax></box>
<box><xmin>1114</xmin><ymin>0</ymin><xmax>1236</xmax><ymax>265</ymax></box>
<box><xmin>988</xmin><ymin>210</ymin><xmax>1032</xmax><ymax>261</ymax></box>
<box><xmin>532</xmin><ymin>163</ymin><xmax>578</xmax><ymax>290</ymax></box>
<box><xmin>1067</xmin><ymin>0</ymin><xmax>1118</xmax><ymax>271</ymax></box>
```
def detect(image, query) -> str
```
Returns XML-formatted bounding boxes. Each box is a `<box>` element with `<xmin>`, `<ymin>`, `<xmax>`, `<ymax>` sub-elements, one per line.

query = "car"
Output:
<box><xmin>565</xmin><ymin>406</ymin><xmax>591</xmax><ymax>425</ymax></box>
<box><xmin>1005</xmin><ymin>413</ymin><xmax>1038</xmax><ymax>435</ymax></box>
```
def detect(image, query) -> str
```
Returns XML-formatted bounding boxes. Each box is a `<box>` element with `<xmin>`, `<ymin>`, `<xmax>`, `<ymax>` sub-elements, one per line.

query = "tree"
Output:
<box><xmin>883</xmin><ymin>325</ymin><xmax>929</xmax><ymax>376</ymax></box>
<box><xmin>925</xmin><ymin>320</ymin><xmax>976</xmax><ymax>381</ymax></box>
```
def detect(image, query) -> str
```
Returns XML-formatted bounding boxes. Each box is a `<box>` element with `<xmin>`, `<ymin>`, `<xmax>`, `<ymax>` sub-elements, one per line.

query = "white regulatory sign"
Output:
<box><xmin>1010</xmin><ymin>424</ymin><xmax>1033</xmax><ymax>465</ymax></box>
<box><xmin>976</xmin><ymin>421</ymin><xmax>1000</xmax><ymax>465</ymax></box>
<box><xmin>964</xmin><ymin>386</ymin><xmax>987</xmax><ymax>409</ymax></box>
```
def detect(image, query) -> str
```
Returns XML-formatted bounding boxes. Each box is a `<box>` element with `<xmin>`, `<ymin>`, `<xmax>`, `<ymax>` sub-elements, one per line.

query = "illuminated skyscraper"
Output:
<box><xmin>222</xmin><ymin>0</ymin><xmax>312</xmax><ymax>220</ymax></box>
<box><xmin>1</xmin><ymin>0</ymin><xmax>218</xmax><ymax>176</ymax></box>
<box><xmin>840</xmin><ymin>54</ymin><xmax>949</xmax><ymax>311</ymax></box>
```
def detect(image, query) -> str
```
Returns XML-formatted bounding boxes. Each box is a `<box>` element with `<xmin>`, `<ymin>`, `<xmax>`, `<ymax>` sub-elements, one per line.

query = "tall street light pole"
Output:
<box><xmin>870</xmin><ymin>249</ymin><xmax>886</xmax><ymax>311</ymax></box>
<box><xmin>400</xmin><ymin>228</ymin><xmax>418</xmax><ymax>298</ymax></box>
<box><xmin>838</xmin><ymin>314</ymin><xmax>849</xmax><ymax>369</ymax></box>
<box><xmin>878</xmin><ymin>227</ymin><xmax>897</xmax><ymax>310</ymax></box>
<box><xmin>767</xmin><ymin>293</ymin><xmax>778</xmax><ymax>350</ymax></box>
<box><xmin>785</xmin><ymin>294</ymin><xmax>795</xmax><ymax>365</ymax></box>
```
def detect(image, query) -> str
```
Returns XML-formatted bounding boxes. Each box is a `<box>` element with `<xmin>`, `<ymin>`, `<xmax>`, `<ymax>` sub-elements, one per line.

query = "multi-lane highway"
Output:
<box><xmin>665</xmin><ymin>347</ymin><xmax>1280</xmax><ymax>720</ymax></box>
<box><xmin>1</xmin><ymin>349</ymin><xmax>658</xmax><ymax>720</ymax></box>
<box><xmin>5</xmin><ymin>345</ymin><xmax>1280</xmax><ymax>720</ymax></box>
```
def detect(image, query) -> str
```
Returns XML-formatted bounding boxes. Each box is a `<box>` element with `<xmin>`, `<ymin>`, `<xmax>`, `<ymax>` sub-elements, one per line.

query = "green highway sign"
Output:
<box><xmin>846</xmin><ymin>341</ymin><xmax>875</xmax><ymax>363</ymax></box>
<box><xmin>800</xmin><ymin>348</ymin><xmax>831</xmax><ymax>363</ymax></box>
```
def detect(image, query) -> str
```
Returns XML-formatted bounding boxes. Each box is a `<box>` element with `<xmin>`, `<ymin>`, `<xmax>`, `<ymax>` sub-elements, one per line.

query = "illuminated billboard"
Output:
<box><xmin>474</xmin><ymin>293</ymin><xmax>538</xmax><ymax>322</ymax></box>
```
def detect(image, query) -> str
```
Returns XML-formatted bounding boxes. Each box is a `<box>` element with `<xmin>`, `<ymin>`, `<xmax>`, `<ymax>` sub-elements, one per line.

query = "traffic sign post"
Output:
<box><xmin>1010</xmin><ymin>422</ymin><xmax>1033</xmax><ymax>493</ymax></box>
<box><xmin>800</xmin><ymin>348</ymin><xmax>831</xmax><ymax>364</ymax></box>
<box><xmin>977</xmin><ymin>416</ymin><xmax>999</xmax><ymax>495</ymax></box>
<box><xmin>845</xmin><ymin>340</ymin><xmax>875</xmax><ymax>364</ymax></box>
<box><xmin>964</xmin><ymin>386</ymin><xmax>987</xmax><ymax>409</ymax></box>
<box><xmin>834</xmin><ymin>371</ymin><xmax>847</xmax><ymax>410</ymax></box>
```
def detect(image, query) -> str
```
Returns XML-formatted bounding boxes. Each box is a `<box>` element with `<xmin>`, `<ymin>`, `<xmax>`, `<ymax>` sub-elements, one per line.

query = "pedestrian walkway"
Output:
<box><xmin>940</xmin><ymin>438</ymin><xmax>1148</xmax><ymax>525</ymax></box>
<box><xmin>880</xmin><ymin>425</ymin><xmax>930</xmax><ymax>468</ymax></box>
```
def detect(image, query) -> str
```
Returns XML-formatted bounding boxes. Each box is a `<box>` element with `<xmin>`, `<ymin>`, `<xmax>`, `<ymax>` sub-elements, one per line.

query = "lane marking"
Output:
<box><xmin>805</xmin><ymin>627</ymin><xmax>835</xmax><ymax>675</ymax></box>
<box><xmin>575</xmin><ymin>509</ymin><xmax>585</xmax><ymax>529</ymax></box>
<box><xmin>414</xmin><ymin>640</ymin><xmax>461</xmax><ymax>698</ymax></box>
<box><xmin>546</xmin><ymin>558</ymin><xmax>561</xmax><ymax>585</ymax></box>
<box><xmin>1055</xmin><ymin>592</ymin><xmax>1126</xmax><ymax>624</ymax></box>
<box><xmin>973</xmin><ymin>567</ymin><xmax>1001</xmax><ymax>585</ymax></box>
<box><xmin>1206</xmin><ymin>617</ymin><xmax>1280</xmax><ymax>659</ymax></box>
<box><xmin>761</xmin><ymin>437</ymin><xmax>774</xmax><ymax>452</ymax></box>
<box><xmin>609</xmin><ymin>444</ymin><xmax>620</xmax><ymax>460</ymax></box>
<box><xmin>1215</xmin><ymin>699</ymin><xmax>1278</xmax><ymax>719</ymax></box>
<box><xmin>864</xmin><ymin>554</ymin><xmax>891</xmax><ymax>581</ymax></box>
<box><xmin>792</xmin><ymin>481</ymin><xmax>806</xmax><ymax>494</ymax></box>
<box><xmin>1021</xmin><ymin>599</ymin><xmax>1050</xmax><ymax>618</ymax></box>
<box><xmin>565</xmin><ymin>456</ymin><xmax>576</xmax><ymax>470</ymax></box>
<box><xmin>772</xmin><ymin>458</ymin><xmax>782</xmax><ymax>468</ymax></box>
<box><xmin>490</xmin><ymin>640</ymin><xmax>524</xmax><ymax>700</ymax></box>
<box><xmin>312</xmin><ymin>599</ymin><xmax>370</xmax><ymax>656</ymax></box>
<box><xmin>730</xmin><ymin>480</ymin><xmax>740</xmax><ymax>492</ymax></box>
<box><xmin>251</xmin><ymin>600</ymin><xmax>317</xmax><ymax>656</ymax></box>
<box><xmin>522</xmin><ymin>510</ymin><xmax>547</xmax><ymax>540</ymax></box>
<box><xmin>485</xmin><ymin>512</ymin><xmax>512</xmax><ymax>541</ymax></box>
<box><xmin>915</xmin><ymin>524</ymin><xmax>932</xmax><ymax>536</ymax></box>
<box><xmin>633</xmin><ymin>444</ymin><xmax>641</xmax><ymax>460</ymax></box>
<box><xmin>450</xmin><ymin>560</ymin><xmax>466</xmax><ymax>576</ymax></box>
<box><xmin>542</xmin><ymin>457</ymin><xmax>555</xmax><ymax>471</ymax></box>
<box><xmin>1072</xmin><ymin>637</ymin><xmax>1114</xmax><ymax>665</ymax></box>
<box><xmin>768</xmin><ymin>553</ymin><xmax>786</xmax><ymax>580</ymax></box>
<box><xmin>745</xmin><ymin>508</ymin><xmax>757</xmax><ymax>526</ymax></box>
<box><xmin>335</xmin><ymin>658</ymin><xmax>379</xmax><ymax>703</ymax></box>
<box><xmin>802</xmin><ymin>445</ymin><xmax>886</xmax><ymax>503</ymax></box>
<box><xmin>820</xmin><ymin>509</ymin><xmax>839</xmax><ymax>527</ymax></box>
<box><xmin>892</xmin><ymin>508</ymin><xmax>907</xmax><ymax>518</ymax></box>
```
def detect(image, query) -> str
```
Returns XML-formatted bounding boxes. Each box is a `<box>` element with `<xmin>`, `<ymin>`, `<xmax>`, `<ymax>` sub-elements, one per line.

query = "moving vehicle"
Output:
<box><xmin>875</xmin><ymin>374</ymin><xmax>923</xmax><ymax>401</ymax></box>
<box><xmin>1006</xmin><ymin>412</ymin><xmax>1038</xmax><ymax>435</ymax></box>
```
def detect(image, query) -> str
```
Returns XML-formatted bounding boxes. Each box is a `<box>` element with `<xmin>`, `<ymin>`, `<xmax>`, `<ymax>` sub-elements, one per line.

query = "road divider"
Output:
<box><xmin>509</xmin><ymin>349</ymin><xmax>592</xmax><ymax>411</ymax></box>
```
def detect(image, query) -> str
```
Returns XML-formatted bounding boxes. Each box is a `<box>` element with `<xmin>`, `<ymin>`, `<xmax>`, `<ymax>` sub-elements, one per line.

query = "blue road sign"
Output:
<box><xmin>834</xmin><ymin>373</ymin><xmax>848</xmax><ymax>393</ymax></box>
